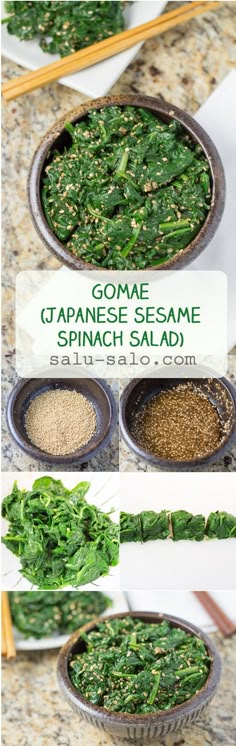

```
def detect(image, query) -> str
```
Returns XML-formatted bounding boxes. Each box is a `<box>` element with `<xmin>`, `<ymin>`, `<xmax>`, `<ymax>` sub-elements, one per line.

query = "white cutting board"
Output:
<box><xmin>120</xmin><ymin>472</ymin><xmax>236</xmax><ymax>591</ymax></box>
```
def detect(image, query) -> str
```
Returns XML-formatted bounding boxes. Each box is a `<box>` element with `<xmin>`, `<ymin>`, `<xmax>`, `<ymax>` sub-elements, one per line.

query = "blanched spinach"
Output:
<box><xmin>42</xmin><ymin>106</ymin><xmax>211</xmax><ymax>269</ymax></box>
<box><xmin>171</xmin><ymin>510</ymin><xmax>205</xmax><ymax>542</ymax></box>
<box><xmin>2</xmin><ymin>477</ymin><xmax>119</xmax><ymax>589</ymax></box>
<box><xmin>205</xmin><ymin>511</ymin><xmax>236</xmax><ymax>540</ymax></box>
<box><xmin>120</xmin><ymin>512</ymin><xmax>142</xmax><ymax>543</ymax></box>
<box><xmin>69</xmin><ymin>617</ymin><xmax>211</xmax><ymax>713</ymax></box>
<box><xmin>120</xmin><ymin>510</ymin><xmax>170</xmax><ymax>543</ymax></box>
<box><xmin>141</xmin><ymin>510</ymin><xmax>170</xmax><ymax>542</ymax></box>
<box><xmin>120</xmin><ymin>509</ymin><xmax>236</xmax><ymax>543</ymax></box>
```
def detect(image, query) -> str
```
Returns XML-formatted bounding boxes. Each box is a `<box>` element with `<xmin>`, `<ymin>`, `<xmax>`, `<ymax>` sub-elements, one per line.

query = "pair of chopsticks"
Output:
<box><xmin>2</xmin><ymin>1</ymin><xmax>219</xmax><ymax>102</ymax></box>
<box><xmin>1</xmin><ymin>592</ymin><xmax>16</xmax><ymax>660</ymax></box>
<box><xmin>194</xmin><ymin>592</ymin><xmax>236</xmax><ymax>638</ymax></box>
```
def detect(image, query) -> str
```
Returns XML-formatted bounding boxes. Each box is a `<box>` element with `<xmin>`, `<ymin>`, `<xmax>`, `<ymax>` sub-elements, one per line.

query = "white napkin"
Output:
<box><xmin>191</xmin><ymin>70</ymin><xmax>236</xmax><ymax>351</ymax></box>
<box><xmin>127</xmin><ymin>590</ymin><xmax>236</xmax><ymax>631</ymax></box>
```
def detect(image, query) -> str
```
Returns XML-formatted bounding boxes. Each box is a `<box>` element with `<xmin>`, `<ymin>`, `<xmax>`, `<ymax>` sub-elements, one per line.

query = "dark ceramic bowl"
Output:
<box><xmin>57</xmin><ymin>610</ymin><xmax>221</xmax><ymax>741</ymax></box>
<box><xmin>28</xmin><ymin>94</ymin><xmax>225</xmax><ymax>271</ymax></box>
<box><xmin>120</xmin><ymin>376</ymin><xmax>236</xmax><ymax>470</ymax></box>
<box><xmin>6</xmin><ymin>377</ymin><xmax>117</xmax><ymax>464</ymax></box>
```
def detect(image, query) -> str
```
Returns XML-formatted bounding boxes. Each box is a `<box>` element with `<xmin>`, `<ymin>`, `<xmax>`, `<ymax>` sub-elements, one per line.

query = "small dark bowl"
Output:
<box><xmin>120</xmin><ymin>376</ymin><xmax>236</xmax><ymax>470</ymax></box>
<box><xmin>6</xmin><ymin>377</ymin><xmax>117</xmax><ymax>464</ymax></box>
<box><xmin>57</xmin><ymin>610</ymin><xmax>221</xmax><ymax>741</ymax></box>
<box><xmin>28</xmin><ymin>94</ymin><xmax>225</xmax><ymax>271</ymax></box>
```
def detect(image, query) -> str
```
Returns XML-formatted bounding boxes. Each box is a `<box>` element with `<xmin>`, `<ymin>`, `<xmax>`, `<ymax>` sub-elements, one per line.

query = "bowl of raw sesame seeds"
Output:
<box><xmin>120</xmin><ymin>375</ymin><xmax>236</xmax><ymax>470</ymax></box>
<box><xmin>28</xmin><ymin>94</ymin><xmax>225</xmax><ymax>271</ymax></box>
<box><xmin>6</xmin><ymin>376</ymin><xmax>117</xmax><ymax>465</ymax></box>
<box><xmin>57</xmin><ymin>610</ymin><xmax>221</xmax><ymax>740</ymax></box>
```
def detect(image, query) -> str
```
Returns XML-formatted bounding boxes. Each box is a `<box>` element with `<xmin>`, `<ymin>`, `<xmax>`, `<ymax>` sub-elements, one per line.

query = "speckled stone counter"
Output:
<box><xmin>2</xmin><ymin>632</ymin><xmax>236</xmax><ymax>746</ymax></box>
<box><xmin>1</xmin><ymin>0</ymin><xmax>236</xmax><ymax>471</ymax></box>
<box><xmin>119</xmin><ymin>356</ymin><xmax>236</xmax><ymax>472</ymax></box>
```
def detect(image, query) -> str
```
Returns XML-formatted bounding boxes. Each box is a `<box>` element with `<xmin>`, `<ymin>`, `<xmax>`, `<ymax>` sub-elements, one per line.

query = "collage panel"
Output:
<box><xmin>2</xmin><ymin>375</ymin><xmax>119</xmax><ymax>472</ymax></box>
<box><xmin>1</xmin><ymin>471</ymin><xmax>120</xmax><ymax>592</ymax></box>
<box><xmin>1</xmin><ymin>590</ymin><xmax>236</xmax><ymax>744</ymax></box>
<box><xmin>119</xmin><ymin>355</ymin><xmax>236</xmax><ymax>472</ymax></box>
<box><xmin>120</xmin><ymin>472</ymin><xmax>236</xmax><ymax>590</ymax></box>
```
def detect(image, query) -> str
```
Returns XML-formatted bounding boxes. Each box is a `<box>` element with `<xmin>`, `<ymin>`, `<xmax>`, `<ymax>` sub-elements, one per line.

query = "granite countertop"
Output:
<box><xmin>2</xmin><ymin>631</ymin><xmax>236</xmax><ymax>746</ymax></box>
<box><xmin>119</xmin><ymin>356</ymin><xmax>236</xmax><ymax>472</ymax></box>
<box><xmin>1</xmin><ymin>0</ymin><xmax>236</xmax><ymax>470</ymax></box>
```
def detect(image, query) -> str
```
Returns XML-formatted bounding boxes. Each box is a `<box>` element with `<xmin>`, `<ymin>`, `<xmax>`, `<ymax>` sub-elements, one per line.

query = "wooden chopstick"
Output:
<box><xmin>194</xmin><ymin>592</ymin><xmax>236</xmax><ymax>638</ymax></box>
<box><xmin>2</xmin><ymin>1</ymin><xmax>219</xmax><ymax>101</ymax></box>
<box><xmin>1</xmin><ymin>607</ymin><xmax>7</xmax><ymax>657</ymax></box>
<box><xmin>1</xmin><ymin>592</ymin><xmax>16</xmax><ymax>659</ymax></box>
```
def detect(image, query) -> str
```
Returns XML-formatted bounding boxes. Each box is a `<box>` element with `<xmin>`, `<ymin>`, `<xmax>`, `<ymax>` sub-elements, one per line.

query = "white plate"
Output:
<box><xmin>1</xmin><ymin>1</ymin><xmax>166</xmax><ymax>98</ymax></box>
<box><xmin>1</xmin><ymin>472</ymin><xmax>120</xmax><ymax>592</ymax></box>
<box><xmin>12</xmin><ymin>591</ymin><xmax>128</xmax><ymax>651</ymax></box>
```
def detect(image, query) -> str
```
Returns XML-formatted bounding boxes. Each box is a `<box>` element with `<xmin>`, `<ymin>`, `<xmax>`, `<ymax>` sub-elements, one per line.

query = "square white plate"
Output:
<box><xmin>12</xmin><ymin>591</ymin><xmax>128</xmax><ymax>651</ymax></box>
<box><xmin>1</xmin><ymin>1</ymin><xmax>166</xmax><ymax>98</ymax></box>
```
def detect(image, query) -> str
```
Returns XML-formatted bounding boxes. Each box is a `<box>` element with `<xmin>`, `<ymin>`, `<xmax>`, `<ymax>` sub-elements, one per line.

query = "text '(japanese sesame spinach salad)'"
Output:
<box><xmin>69</xmin><ymin>617</ymin><xmax>211</xmax><ymax>713</ymax></box>
<box><xmin>1</xmin><ymin>477</ymin><xmax>119</xmax><ymax>589</ymax></box>
<box><xmin>3</xmin><ymin>2</ymin><xmax>124</xmax><ymax>57</ymax></box>
<box><xmin>42</xmin><ymin>106</ymin><xmax>212</xmax><ymax>269</ymax></box>
<box><xmin>10</xmin><ymin>591</ymin><xmax>111</xmax><ymax>639</ymax></box>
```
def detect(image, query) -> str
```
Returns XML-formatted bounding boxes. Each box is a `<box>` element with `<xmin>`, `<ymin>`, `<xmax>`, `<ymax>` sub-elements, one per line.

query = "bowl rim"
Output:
<box><xmin>119</xmin><ymin>375</ymin><xmax>236</xmax><ymax>468</ymax></box>
<box><xmin>57</xmin><ymin>610</ymin><xmax>221</xmax><ymax>726</ymax></box>
<box><xmin>28</xmin><ymin>93</ymin><xmax>226</xmax><ymax>272</ymax></box>
<box><xmin>6</xmin><ymin>376</ymin><xmax>117</xmax><ymax>464</ymax></box>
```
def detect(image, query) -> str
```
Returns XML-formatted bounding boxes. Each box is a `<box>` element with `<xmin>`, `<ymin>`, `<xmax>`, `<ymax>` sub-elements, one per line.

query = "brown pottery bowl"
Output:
<box><xmin>57</xmin><ymin>611</ymin><xmax>221</xmax><ymax>741</ymax></box>
<box><xmin>6</xmin><ymin>377</ymin><xmax>117</xmax><ymax>464</ymax></box>
<box><xmin>120</xmin><ymin>375</ymin><xmax>236</xmax><ymax>470</ymax></box>
<box><xmin>28</xmin><ymin>94</ymin><xmax>225</xmax><ymax>271</ymax></box>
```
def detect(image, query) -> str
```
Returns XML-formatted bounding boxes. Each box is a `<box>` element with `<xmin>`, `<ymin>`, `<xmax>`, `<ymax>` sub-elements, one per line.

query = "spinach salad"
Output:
<box><xmin>120</xmin><ymin>509</ymin><xmax>236</xmax><ymax>543</ymax></box>
<box><xmin>9</xmin><ymin>590</ymin><xmax>111</xmax><ymax>639</ymax></box>
<box><xmin>3</xmin><ymin>2</ymin><xmax>124</xmax><ymax>57</ymax></box>
<box><xmin>69</xmin><ymin>617</ymin><xmax>211</xmax><ymax>713</ymax></box>
<box><xmin>2</xmin><ymin>477</ymin><xmax>119</xmax><ymax>589</ymax></box>
<box><xmin>42</xmin><ymin>105</ymin><xmax>211</xmax><ymax>269</ymax></box>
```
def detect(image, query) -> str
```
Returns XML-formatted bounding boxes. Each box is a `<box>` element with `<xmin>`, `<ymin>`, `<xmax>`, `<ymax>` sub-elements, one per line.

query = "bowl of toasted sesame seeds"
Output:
<box><xmin>6</xmin><ymin>377</ymin><xmax>117</xmax><ymax>465</ymax></box>
<box><xmin>120</xmin><ymin>376</ymin><xmax>236</xmax><ymax>470</ymax></box>
<box><xmin>28</xmin><ymin>94</ymin><xmax>225</xmax><ymax>271</ymax></box>
<box><xmin>57</xmin><ymin>610</ymin><xmax>221</xmax><ymax>740</ymax></box>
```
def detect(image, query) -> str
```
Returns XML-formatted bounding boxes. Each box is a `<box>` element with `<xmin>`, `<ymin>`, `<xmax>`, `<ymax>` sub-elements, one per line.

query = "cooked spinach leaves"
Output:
<box><xmin>120</xmin><ymin>512</ymin><xmax>142</xmax><ymax>543</ymax></box>
<box><xmin>10</xmin><ymin>590</ymin><xmax>111</xmax><ymax>639</ymax></box>
<box><xmin>69</xmin><ymin>617</ymin><xmax>211</xmax><ymax>713</ymax></box>
<box><xmin>3</xmin><ymin>2</ymin><xmax>124</xmax><ymax>57</ymax></box>
<box><xmin>171</xmin><ymin>510</ymin><xmax>205</xmax><ymax>542</ymax></box>
<box><xmin>141</xmin><ymin>510</ymin><xmax>170</xmax><ymax>542</ymax></box>
<box><xmin>2</xmin><ymin>477</ymin><xmax>119</xmax><ymax>589</ymax></box>
<box><xmin>120</xmin><ymin>509</ymin><xmax>236</xmax><ymax>543</ymax></box>
<box><xmin>205</xmin><ymin>511</ymin><xmax>236</xmax><ymax>540</ymax></box>
<box><xmin>42</xmin><ymin>106</ymin><xmax>211</xmax><ymax>269</ymax></box>
<box><xmin>120</xmin><ymin>510</ymin><xmax>169</xmax><ymax>543</ymax></box>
